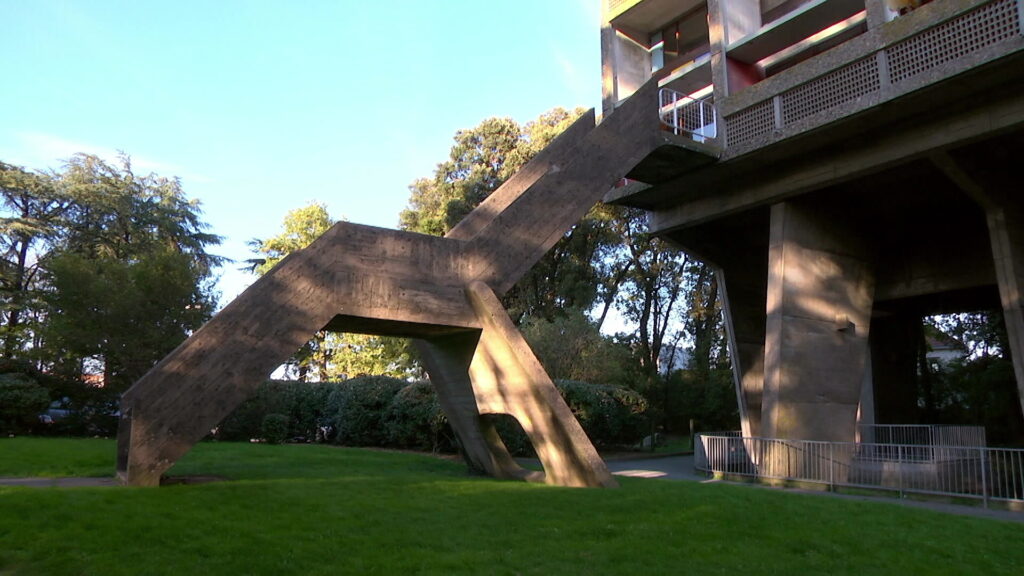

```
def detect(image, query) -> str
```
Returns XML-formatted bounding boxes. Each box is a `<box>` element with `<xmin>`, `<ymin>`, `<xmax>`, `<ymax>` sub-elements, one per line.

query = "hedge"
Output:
<box><xmin>215</xmin><ymin>377</ymin><xmax>648</xmax><ymax>454</ymax></box>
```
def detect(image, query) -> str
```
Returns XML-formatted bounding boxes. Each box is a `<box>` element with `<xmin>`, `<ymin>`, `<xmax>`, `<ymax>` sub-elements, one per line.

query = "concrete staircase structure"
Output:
<box><xmin>116</xmin><ymin>79</ymin><xmax>691</xmax><ymax>487</ymax></box>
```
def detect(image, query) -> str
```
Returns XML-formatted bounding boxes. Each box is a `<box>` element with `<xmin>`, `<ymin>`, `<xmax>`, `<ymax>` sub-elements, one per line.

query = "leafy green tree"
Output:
<box><xmin>249</xmin><ymin>202</ymin><xmax>416</xmax><ymax>380</ymax></box>
<box><xmin>246</xmin><ymin>202</ymin><xmax>335</xmax><ymax>275</ymax></box>
<box><xmin>0</xmin><ymin>372</ymin><xmax>50</xmax><ymax>434</ymax></box>
<box><xmin>44</xmin><ymin>249</ymin><xmax>211</xmax><ymax>391</ymax></box>
<box><xmin>38</xmin><ymin>154</ymin><xmax>221</xmax><ymax>392</ymax></box>
<box><xmin>520</xmin><ymin>309</ymin><xmax>637</xmax><ymax>386</ymax></box>
<box><xmin>248</xmin><ymin>202</ymin><xmax>336</xmax><ymax>380</ymax></box>
<box><xmin>0</xmin><ymin>163</ymin><xmax>68</xmax><ymax>358</ymax></box>
<box><xmin>607</xmin><ymin>207</ymin><xmax>689</xmax><ymax>378</ymax></box>
<box><xmin>399</xmin><ymin>107</ymin><xmax>616</xmax><ymax>323</ymax></box>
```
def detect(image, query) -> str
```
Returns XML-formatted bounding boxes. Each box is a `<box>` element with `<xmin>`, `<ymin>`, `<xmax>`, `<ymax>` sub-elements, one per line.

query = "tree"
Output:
<box><xmin>399</xmin><ymin>107</ymin><xmax>617</xmax><ymax>323</ymax></box>
<box><xmin>248</xmin><ymin>202</ymin><xmax>417</xmax><ymax>381</ymax></box>
<box><xmin>520</xmin><ymin>309</ymin><xmax>637</xmax><ymax>386</ymax></box>
<box><xmin>39</xmin><ymin>154</ymin><xmax>222</xmax><ymax>392</ymax></box>
<box><xmin>248</xmin><ymin>202</ymin><xmax>336</xmax><ymax>381</ymax></box>
<box><xmin>608</xmin><ymin>207</ymin><xmax>689</xmax><ymax>378</ymax></box>
<box><xmin>0</xmin><ymin>163</ymin><xmax>68</xmax><ymax>359</ymax></box>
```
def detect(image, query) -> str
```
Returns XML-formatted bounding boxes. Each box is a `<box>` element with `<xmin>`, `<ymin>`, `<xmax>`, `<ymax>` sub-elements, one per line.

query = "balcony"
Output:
<box><xmin>608</xmin><ymin>0</ymin><xmax>1024</xmax><ymax>206</ymax></box>
<box><xmin>720</xmin><ymin>0</ymin><xmax>1024</xmax><ymax>155</ymax></box>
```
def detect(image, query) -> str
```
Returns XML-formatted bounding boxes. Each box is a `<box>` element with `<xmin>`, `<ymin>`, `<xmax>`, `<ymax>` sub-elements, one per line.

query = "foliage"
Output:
<box><xmin>327</xmin><ymin>333</ymin><xmax>420</xmax><ymax>381</ymax></box>
<box><xmin>260</xmin><ymin>413</ymin><xmax>290</xmax><ymax>444</ymax></box>
<box><xmin>555</xmin><ymin>380</ymin><xmax>648</xmax><ymax>447</ymax></box>
<box><xmin>928</xmin><ymin>356</ymin><xmax>1024</xmax><ymax>446</ymax></box>
<box><xmin>485</xmin><ymin>380</ymin><xmax>650</xmax><ymax>456</ymax></box>
<box><xmin>216</xmin><ymin>380</ymin><xmax>339</xmax><ymax>442</ymax></box>
<box><xmin>326</xmin><ymin>375</ymin><xmax>407</xmax><ymax>446</ymax></box>
<box><xmin>0</xmin><ymin>162</ymin><xmax>67</xmax><ymax>358</ymax></box>
<box><xmin>1</xmin><ymin>153</ymin><xmax>221</xmax><ymax>400</ymax></box>
<box><xmin>247</xmin><ymin>202</ymin><xmax>334</xmax><ymax>275</ymax></box>
<box><xmin>520</xmin><ymin>309</ymin><xmax>637</xmax><ymax>386</ymax></box>
<box><xmin>606</xmin><ymin>206</ymin><xmax>690</xmax><ymax>377</ymax></box>
<box><xmin>0</xmin><ymin>373</ymin><xmax>50</xmax><ymax>434</ymax></box>
<box><xmin>398</xmin><ymin>107</ymin><xmax>616</xmax><ymax>323</ymax></box>
<box><xmin>663</xmin><ymin>369</ymin><xmax>740</xmax><ymax>433</ymax></box>
<box><xmin>43</xmin><ymin>248</ymin><xmax>212</xmax><ymax>392</ymax></box>
<box><xmin>384</xmin><ymin>380</ymin><xmax>454</xmax><ymax>452</ymax></box>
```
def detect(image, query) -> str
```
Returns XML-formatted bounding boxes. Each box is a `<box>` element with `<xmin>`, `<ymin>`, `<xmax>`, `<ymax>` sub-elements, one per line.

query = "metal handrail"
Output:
<box><xmin>697</xmin><ymin>434</ymin><xmax>1024</xmax><ymax>507</ymax></box>
<box><xmin>658</xmin><ymin>88</ymin><xmax>717</xmax><ymax>142</ymax></box>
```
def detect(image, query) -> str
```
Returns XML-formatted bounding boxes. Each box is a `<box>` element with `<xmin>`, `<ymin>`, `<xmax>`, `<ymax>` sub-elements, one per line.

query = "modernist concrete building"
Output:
<box><xmin>601</xmin><ymin>0</ymin><xmax>1024</xmax><ymax>443</ymax></box>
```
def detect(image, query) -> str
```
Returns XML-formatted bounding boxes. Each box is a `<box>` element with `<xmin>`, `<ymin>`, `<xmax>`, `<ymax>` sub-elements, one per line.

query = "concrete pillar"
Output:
<box><xmin>985</xmin><ymin>202</ymin><xmax>1024</xmax><ymax>424</ymax></box>
<box><xmin>717</xmin><ymin>252</ymin><xmax>768</xmax><ymax>438</ymax></box>
<box><xmin>762</xmin><ymin>200</ymin><xmax>876</xmax><ymax>443</ymax></box>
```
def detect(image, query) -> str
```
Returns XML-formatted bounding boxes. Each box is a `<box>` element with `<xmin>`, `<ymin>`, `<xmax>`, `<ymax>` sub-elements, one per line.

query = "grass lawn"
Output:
<box><xmin>1</xmin><ymin>437</ymin><xmax>1023</xmax><ymax>575</ymax></box>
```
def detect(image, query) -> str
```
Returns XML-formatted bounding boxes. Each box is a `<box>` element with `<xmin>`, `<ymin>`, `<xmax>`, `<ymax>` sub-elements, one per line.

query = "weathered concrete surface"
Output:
<box><xmin>118</xmin><ymin>80</ymin><xmax>663</xmax><ymax>487</ymax></box>
<box><xmin>762</xmin><ymin>200</ymin><xmax>874</xmax><ymax>443</ymax></box>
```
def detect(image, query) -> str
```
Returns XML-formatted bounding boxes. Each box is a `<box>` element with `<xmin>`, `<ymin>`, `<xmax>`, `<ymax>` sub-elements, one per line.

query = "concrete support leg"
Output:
<box><xmin>416</xmin><ymin>333</ymin><xmax>537</xmax><ymax>482</ymax></box>
<box><xmin>418</xmin><ymin>282</ymin><xmax>616</xmax><ymax>488</ymax></box>
<box><xmin>986</xmin><ymin>203</ymin><xmax>1024</xmax><ymax>424</ymax></box>
<box><xmin>762</xmin><ymin>201</ymin><xmax>876</xmax><ymax>444</ymax></box>
<box><xmin>464</xmin><ymin>281</ymin><xmax>617</xmax><ymax>487</ymax></box>
<box><xmin>717</xmin><ymin>253</ymin><xmax>768</xmax><ymax>438</ymax></box>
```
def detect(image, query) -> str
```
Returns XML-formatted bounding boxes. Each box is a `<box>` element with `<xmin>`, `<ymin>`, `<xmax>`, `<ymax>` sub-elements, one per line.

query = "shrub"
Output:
<box><xmin>0</xmin><ymin>374</ymin><xmax>51</xmax><ymax>434</ymax></box>
<box><xmin>327</xmin><ymin>376</ymin><xmax>407</xmax><ymax>446</ymax></box>
<box><xmin>555</xmin><ymin>380</ymin><xmax>648</xmax><ymax>447</ymax></box>
<box><xmin>385</xmin><ymin>381</ymin><xmax>454</xmax><ymax>452</ymax></box>
<box><xmin>217</xmin><ymin>380</ymin><xmax>341</xmax><ymax>442</ymax></box>
<box><xmin>261</xmin><ymin>413</ymin><xmax>290</xmax><ymax>444</ymax></box>
<box><xmin>479</xmin><ymin>380</ymin><xmax>650</xmax><ymax>457</ymax></box>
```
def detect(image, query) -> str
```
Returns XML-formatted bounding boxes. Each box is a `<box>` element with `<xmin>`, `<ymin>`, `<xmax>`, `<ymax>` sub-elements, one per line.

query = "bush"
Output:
<box><xmin>385</xmin><ymin>381</ymin><xmax>454</xmax><ymax>452</ymax></box>
<box><xmin>555</xmin><ymin>380</ymin><xmax>648</xmax><ymax>447</ymax></box>
<box><xmin>217</xmin><ymin>380</ymin><xmax>341</xmax><ymax>442</ymax></box>
<box><xmin>327</xmin><ymin>376</ymin><xmax>407</xmax><ymax>446</ymax></box>
<box><xmin>261</xmin><ymin>413</ymin><xmax>290</xmax><ymax>444</ymax></box>
<box><xmin>478</xmin><ymin>381</ymin><xmax>650</xmax><ymax>457</ymax></box>
<box><xmin>0</xmin><ymin>374</ymin><xmax>51</xmax><ymax>434</ymax></box>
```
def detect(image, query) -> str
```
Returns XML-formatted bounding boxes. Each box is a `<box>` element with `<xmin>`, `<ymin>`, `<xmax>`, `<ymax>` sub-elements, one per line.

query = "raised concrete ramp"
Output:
<box><xmin>118</xmin><ymin>79</ymin><xmax>665</xmax><ymax>487</ymax></box>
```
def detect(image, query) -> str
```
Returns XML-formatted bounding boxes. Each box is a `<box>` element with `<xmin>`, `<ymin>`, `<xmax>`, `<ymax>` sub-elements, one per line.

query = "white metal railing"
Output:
<box><xmin>858</xmin><ymin>424</ymin><xmax>986</xmax><ymax>452</ymax></box>
<box><xmin>659</xmin><ymin>88</ymin><xmax>717</xmax><ymax>142</ymax></box>
<box><xmin>696</xmin><ymin>434</ymin><xmax>1024</xmax><ymax>507</ymax></box>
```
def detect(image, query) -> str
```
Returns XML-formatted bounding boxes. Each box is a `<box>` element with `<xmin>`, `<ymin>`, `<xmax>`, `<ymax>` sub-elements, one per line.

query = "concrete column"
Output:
<box><xmin>985</xmin><ymin>202</ymin><xmax>1024</xmax><ymax>423</ymax></box>
<box><xmin>717</xmin><ymin>252</ymin><xmax>768</xmax><ymax>438</ymax></box>
<box><xmin>762</xmin><ymin>200</ymin><xmax>876</xmax><ymax>443</ymax></box>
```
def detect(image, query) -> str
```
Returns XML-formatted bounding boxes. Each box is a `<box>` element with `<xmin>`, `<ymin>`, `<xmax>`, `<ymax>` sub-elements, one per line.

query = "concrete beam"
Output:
<box><xmin>647</xmin><ymin>86</ymin><xmax>1024</xmax><ymax>232</ymax></box>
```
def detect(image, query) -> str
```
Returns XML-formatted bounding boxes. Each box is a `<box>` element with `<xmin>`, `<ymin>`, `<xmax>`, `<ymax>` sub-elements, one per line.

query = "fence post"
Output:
<box><xmin>829</xmin><ymin>442</ymin><xmax>835</xmax><ymax>492</ymax></box>
<box><xmin>980</xmin><ymin>447</ymin><xmax>989</xmax><ymax>509</ymax></box>
<box><xmin>898</xmin><ymin>445</ymin><xmax>904</xmax><ymax>498</ymax></box>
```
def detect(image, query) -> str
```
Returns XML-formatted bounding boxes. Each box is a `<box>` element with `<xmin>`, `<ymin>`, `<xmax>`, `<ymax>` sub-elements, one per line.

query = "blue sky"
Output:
<box><xmin>1</xmin><ymin>0</ymin><xmax>602</xmax><ymax>305</ymax></box>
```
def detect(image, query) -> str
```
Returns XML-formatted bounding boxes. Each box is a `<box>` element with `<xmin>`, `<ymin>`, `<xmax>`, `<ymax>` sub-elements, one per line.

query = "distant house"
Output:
<box><xmin>925</xmin><ymin>332</ymin><xmax>966</xmax><ymax>367</ymax></box>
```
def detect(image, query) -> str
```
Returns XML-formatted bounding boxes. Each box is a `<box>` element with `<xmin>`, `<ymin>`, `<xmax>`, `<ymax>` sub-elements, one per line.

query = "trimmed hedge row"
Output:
<box><xmin>215</xmin><ymin>376</ymin><xmax>648</xmax><ymax>455</ymax></box>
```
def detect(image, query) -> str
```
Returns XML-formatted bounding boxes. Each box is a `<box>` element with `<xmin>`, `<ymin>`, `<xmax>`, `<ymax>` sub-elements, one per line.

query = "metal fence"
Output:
<box><xmin>696</xmin><ymin>434</ymin><xmax>1024</xmax><ymax>507</ymax></box>
<box><xmin>858</xmin><ymin>424</ymin><xmax>986</xmax><ymax>448</ymax></box>
<box><xmin>658</xmin><ymin>88</ymin><xmax>716</xmax><ymax>142</ymax></box>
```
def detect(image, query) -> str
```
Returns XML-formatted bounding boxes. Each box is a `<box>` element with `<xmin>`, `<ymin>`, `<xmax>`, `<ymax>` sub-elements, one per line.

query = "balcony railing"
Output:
<box><xmin>658</xmin><ymin>88</ymin><xmax>717</xmax><ymax>142</ymax></box>
<box><xmin>723</xmin><ymin>0</ymin><xmax>1024</xmax><ymax>150</ymax></box>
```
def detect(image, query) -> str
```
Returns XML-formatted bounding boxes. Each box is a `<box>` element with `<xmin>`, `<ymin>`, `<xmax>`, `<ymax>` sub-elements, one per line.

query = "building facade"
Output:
<box><xmin>601</xmin><ymin>0</ymin><xmax>1024</xmax><ymax>442</ymax></box>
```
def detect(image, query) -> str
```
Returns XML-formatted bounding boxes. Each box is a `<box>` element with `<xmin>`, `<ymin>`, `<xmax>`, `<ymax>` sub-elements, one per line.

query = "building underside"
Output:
<box><xmin>603</xmin><ymin>0</ymin><xmax>1024</xmax><ymax>442</ymax></box>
